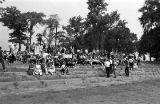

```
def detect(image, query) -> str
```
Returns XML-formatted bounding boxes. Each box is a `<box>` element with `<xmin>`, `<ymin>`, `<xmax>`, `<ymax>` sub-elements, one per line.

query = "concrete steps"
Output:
<box><xmin>1</xmin><ymin>72</ymin><xmax>160</xmax><ymax>96</ymax></box>
<box><xmin>0</xmin><ymin>70</ymin><xmax>106</xmax><ymax>82</ymax></box>
<box><xmin>0</xmin><ymin>65</ymin><xmax>160</xmax><ymax>96</ymax></box>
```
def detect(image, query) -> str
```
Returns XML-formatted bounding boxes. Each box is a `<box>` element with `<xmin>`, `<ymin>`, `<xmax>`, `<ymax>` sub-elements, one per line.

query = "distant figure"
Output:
<box><xmin>27</xmin><ymin>60</ymin><xmax>35</xmax><ymax>75</ymax></box>
<box><xmin>110</xmin><ymin>57</ymin><xmax>116</xmax><ymax>78</ymax></box>
<box><xmin>47</xmin><ymin>61</ymin><xmax>56</xmax><ymax>75</ymax></box>
<box><xmin>129</xmin><ymin>58</ymin><xmax>134</xmax><ymax>70</ymax></box>
<box><xmin>60</xmin><ymin>62</ymin><xmax>69</xmax><ymax>75</ymax></box>
<box><xmin>125</xmin><ymin>58</ymin><xmax>130</xmax><ymax>77</ymax></box>
<box><xmin>33</xmin><ymin>60</ymin><xmax>42</xmax><ymax>75</ymax></box>
<box><xmin>104</xmin><ymin>58</ymin><xmax>111</xmax><ymax>77</ymax></box>
<box><xmin>137</xmin><ymin>56</ymin><xmax>141</xmax><ymax>66</ymax></box>
<box><xmin>0</xmin><ymin>47</ymin><xmax>6</xmax><ymax>71</ymax></box>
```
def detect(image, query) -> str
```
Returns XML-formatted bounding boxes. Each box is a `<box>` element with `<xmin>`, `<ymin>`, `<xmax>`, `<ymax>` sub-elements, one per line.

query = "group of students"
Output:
<box><xmin>104</xmin><ymin>56</ymin><xmax>135</xmax><ymax>78</ymax></box>
<box><xmin>27</xmin><ymin>53</ymin><xmax>69</xmax><ymax>76</ymax></box>
<box><xmin>27</xmin><ymin>55</ymin><xmax>55</xmax><ymax>75</ymax></box>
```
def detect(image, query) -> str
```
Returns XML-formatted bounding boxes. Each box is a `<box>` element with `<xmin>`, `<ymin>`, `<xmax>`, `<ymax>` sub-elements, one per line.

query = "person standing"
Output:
<box><xmin>0</xmin><ymin>47</ymin><xmax>6</xmax><ymax>71</ymax></box>
<box><xmin>125</xmin><ymin>58</ymin><xmax>130</xmax><ymax>76</ymax></box>
<box><xmin>137</xmin><ymin>56</ymin><xmax>141</xmax><ymax>66</ymax></box>
<box><xmin>129</xmin><ymin>58</ymin><xmax>134</xmax><ymax>70</ymax></box>
<box><xmin>110</xmin><ymin>57</ymin><xmax>116</xmax><ymax>78</ymax></box>
<box><xmin>104</xmin><ymin>58</ymin><xmax>111</xmax><ymax>77</ymax></box>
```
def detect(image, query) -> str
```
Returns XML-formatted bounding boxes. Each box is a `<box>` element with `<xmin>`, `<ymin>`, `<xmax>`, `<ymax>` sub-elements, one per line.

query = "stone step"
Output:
<box><xmin>1</xmin><ymin>74</ymin><xmax>160</xmax><ymax>96</ymax></box>
<box><xmin>2</xmin><ymin>67</ymin><xmax>103</xmax><ymax>72</ymax></box>
<box><xmin>0</xmin><ymin>70</ymin><xmax>104</xmax><ymax>76</ymax></box>
<box><xmin>0</xmin><ymin>72</ymin><xmax>105</xmax><ymax>82</ymax></box>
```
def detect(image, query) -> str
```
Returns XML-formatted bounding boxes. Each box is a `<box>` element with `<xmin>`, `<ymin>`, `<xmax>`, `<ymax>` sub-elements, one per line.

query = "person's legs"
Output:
<box><xmin>65</xmin><ymin>68</ymin><xmax>69</xmax><ymax>74</ymax></box>
<box><xmin>125</xmin><ymin>67</ymin><xmax>129</xmax><ymax>76</ymax></box>
<box><xmin>105</xmin><ymin>67</ymin><xmax>110</xmax><ymax>77</ymax></box>
<box><xmin>61</xmin><ymin>68</ymin><xmax>65</xmax><ymax>75</ymax></box>
<box><xmin>129</xmin><ymin>63</ymin><xmax>132</xmax><ymax>70</ymax></box>
<box><xmin>113</xmin><ymin>68</ymin><xmax>116</xmax><ymax>78</ymax></box>
<box><xmin>0</xmin><ymin>58</ymin><xmax>6</xmax><ymax>71</ymax></box>
<box><xmin>131</xmin><ymin>63</ymin><xmax>134</xmax><ymax>70</ymax></box>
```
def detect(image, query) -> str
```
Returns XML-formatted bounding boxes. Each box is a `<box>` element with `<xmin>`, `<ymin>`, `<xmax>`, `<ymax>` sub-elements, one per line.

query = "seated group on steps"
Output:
<box><xmin>27</xmin><ymin>54</ymin><xmax>68</xmax><ymax>76</ymax></box>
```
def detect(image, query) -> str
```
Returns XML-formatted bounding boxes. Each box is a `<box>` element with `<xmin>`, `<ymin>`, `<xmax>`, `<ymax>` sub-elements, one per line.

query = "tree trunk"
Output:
<box><xmin>55</xmin><ymin>25</ymin><xmax>57</xmax><ymax>54</ymax></box>
<box><xmin>149</xmin><ymin>54</ymin><xmax>151</xmax><ymax>62</ymax></box>
<box><xmin>30</xmin><ymin>32</ymin><xmax>32</xmax><ymax>46</ymax></box>
<box><xmin>18</xmin><ymin>42</ymin><xmax>21</xmax><ymax>51</ymax></box>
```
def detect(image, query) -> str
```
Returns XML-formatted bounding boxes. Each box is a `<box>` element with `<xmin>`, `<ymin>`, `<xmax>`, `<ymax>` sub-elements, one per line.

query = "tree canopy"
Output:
<box><xmin>0</xmin><ymin>6</ymin><xmax>28</xmax><ymax>51</ymax></box>
<box><xmin>0</xmin><ymin>0</ymin><xmax>138</xmax><ymax>54</ymax></box>
<box><xmin>139</xmin><ymin>0</ymin><xmax>160</xmax><ymax>60</ymax></box>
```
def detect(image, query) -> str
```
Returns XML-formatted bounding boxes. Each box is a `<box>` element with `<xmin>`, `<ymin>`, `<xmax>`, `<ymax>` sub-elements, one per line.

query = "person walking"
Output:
<box><xmin>0</xmin><ymin>47</ymin><xmax>6</xmax><ymax>71</ymax></box>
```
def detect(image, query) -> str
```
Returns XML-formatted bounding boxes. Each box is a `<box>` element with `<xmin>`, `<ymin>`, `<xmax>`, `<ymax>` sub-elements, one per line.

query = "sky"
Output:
<box><xmin>0</xmin><ymin>0</ymin><xmax>144</xmax><ymax>50</ymax></box>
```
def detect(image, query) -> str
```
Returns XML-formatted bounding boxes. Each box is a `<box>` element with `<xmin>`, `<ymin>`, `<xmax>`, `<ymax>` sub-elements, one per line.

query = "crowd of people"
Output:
<box><xmin>0</xmin><ymin>44</ymin><xmax>141</xmax><ymax>78</ymax></box>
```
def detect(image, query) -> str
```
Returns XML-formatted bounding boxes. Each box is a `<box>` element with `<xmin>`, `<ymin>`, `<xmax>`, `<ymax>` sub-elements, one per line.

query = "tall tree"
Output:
<box><xmin>24</xmin><ymin>12</ymin><xmax>45</xmax><ymax>45</ymax></box>
<box><xmin>0</xmin><ymin>0</ymin><xmax>5</xmax><ymax>3</ymax></box>
<box><xmin>43</xmin><ymin>14</ymin><xmax>60</xmax><ymax>49</ymax></box>
<box><xmin>139</xmin><ymin>0</ymin><xmax>160</xmax><ymax>60</ymax></box>
<box><xmin>86</xmin><ymin>0</ymin><xmax>108</xmax><ymax>50</ymax></box>
<box><xmin>63</xmin><ymin>15</ymin><xmax>85</xmax><ymax>49</ymax></box>
<box><xmin>0</xmin><ymin>6</ymin><xmax>28</xmax><ymax>51</ymax></box>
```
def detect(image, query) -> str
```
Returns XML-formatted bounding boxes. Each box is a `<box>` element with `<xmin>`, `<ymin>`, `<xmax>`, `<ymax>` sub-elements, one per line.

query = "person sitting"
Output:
<box><xmin>33</xmin><ymin>60</ymin><xmax>42</xmax><ymax>75</ymax></box>
<box><xmin>48</xmin><ymin>61</ymin><xmax>56</xmax><ymax>75</ymax></box>
<box><xmin>27</xmin><ymin>60</ymin><xmax>35</xmax><ymax>75</ymax></box>
<box><xmin>60</xmin><ymin>61</ymin><xmax>69</xmax><ymax>75</ymax></box>
<box><xmin>41</xmin><ymin>58</ymin><xmax>48</xmax><ymax>75</ymax></box>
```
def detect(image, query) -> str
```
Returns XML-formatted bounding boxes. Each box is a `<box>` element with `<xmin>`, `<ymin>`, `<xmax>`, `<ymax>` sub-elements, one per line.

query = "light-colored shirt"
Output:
<box><xmin>104</xmin><ymin>61</ymin><xmax>110</xmax><ymax>67</ymax></box>
<box><xmin>129</xmin><ymin>58</ymin><xmax>133</xmax><ymax>63</ymax></box>
<box><xmin>61</xmin><ymin>64</ymin><xmax>65</xmax><ymax>68</ymax></box>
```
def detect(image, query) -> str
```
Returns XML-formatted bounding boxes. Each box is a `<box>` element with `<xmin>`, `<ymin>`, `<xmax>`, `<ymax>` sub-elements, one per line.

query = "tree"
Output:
<box><xmin>62</xmin><ymin>16</ymin><xmax>85</xmax><ymax>49</ymax></box>
<box><xmin>139</xmin><ymin>0</ymin><xmax>160</xmax><ymax>60</ymax></box>
<box><xmin>24</xmin><ymin>12</ymin><xmax>45</xmax><ymax>45</ymax></box>
<box><xmin>43</xmin><ymin>14</ymin><xmax>61</xmax><ymax>52</ymax></box>
<box><xmin>0</xmin><ymin>6</ymin><xmax>28</xmax><ymax>51</ymax></box>
<box><xmin>85</xmin><ymin>0</ymin><xmax>108</xmax><ymax>50</ymax></box>
<box><xmin>62</xmin><ymin>0</ymin><xmax>138</xmax><ymax>54</ymax></box>
<box><xmin>36</xmin><ymin>33</ymin><xmax>44</xmax><ymax>46</ymax></box>
<box><xmin>0</xmin><ymin>0</ymin><xmax>5</xmax><ymax>3</ymax></box>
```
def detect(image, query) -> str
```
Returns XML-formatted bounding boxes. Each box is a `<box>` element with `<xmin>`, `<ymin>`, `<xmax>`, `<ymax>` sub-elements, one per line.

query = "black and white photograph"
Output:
<box><xmin>0</xmin><ymin>0</ymin><xmax>160</xmax><ymax>104</ymax></box>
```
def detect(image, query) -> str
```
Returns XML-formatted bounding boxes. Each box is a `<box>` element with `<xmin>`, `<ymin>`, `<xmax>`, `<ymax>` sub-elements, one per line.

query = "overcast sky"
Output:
<box><xmin>0</xmin><ymin>0</ymin><xmax>144</xmax><ymax>50</ymax></box>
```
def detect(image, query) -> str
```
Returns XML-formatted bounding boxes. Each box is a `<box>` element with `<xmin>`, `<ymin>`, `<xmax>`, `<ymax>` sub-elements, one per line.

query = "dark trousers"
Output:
<box><xmin>125</xmin><ymin>66</ymin><xmax>129</xmax><ymax>76</ymax></box>
<box><xmin>129</xmin><ymin>62</ymin><xmax>133</xmax><ymax>70</ymax></box>
<box><xmin>0</xmin><ymin>58</ymin><xmax>5</xmax><ymax>70</ymax></box>
<box><xmin>105</xmin><ymin>67</ymin><xmax>110</xmax><ymax>77</ymax></box>
<box><xmin>110</xmin><ymin>64</ymin><xmax>116</xmax><ymax>78</ymax></box>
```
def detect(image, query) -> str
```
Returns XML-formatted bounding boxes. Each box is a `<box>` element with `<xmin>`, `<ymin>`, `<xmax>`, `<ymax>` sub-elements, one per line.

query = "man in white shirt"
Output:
<box><xmin>104</xmin><ymin>58</ymin><xmax>111</xmax><ymax>77</ymax></box>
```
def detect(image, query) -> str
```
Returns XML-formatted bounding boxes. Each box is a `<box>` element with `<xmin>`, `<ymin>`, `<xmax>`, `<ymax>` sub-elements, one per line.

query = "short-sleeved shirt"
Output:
<box><xmin>129</xmin><ymin>59</ymin><xmax>133</xmax><ymax>63</ymax></box>
<box><xmin>104</xmin><ymin>61</ymin><xmax>110</xmax><ymax>67</ymax></box>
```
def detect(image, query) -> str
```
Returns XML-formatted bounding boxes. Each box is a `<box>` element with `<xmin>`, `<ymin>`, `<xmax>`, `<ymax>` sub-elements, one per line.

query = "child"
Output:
<box><xmin>33</xmin><ymin>60</ymin><xmax>43</xmax><ymax>75</ymax></box>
